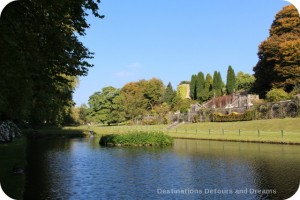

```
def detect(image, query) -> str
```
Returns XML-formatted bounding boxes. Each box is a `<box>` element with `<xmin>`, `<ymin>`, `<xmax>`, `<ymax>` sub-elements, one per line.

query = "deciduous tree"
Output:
<box><xmin>0</xmin><ymin>0</ymin><xmax>103</xmax><ymax>125</ymax></box>
<box><xmin>236</xmin><ymin>71</ymin><xmax>255</xmax><ymax>92</ymax></box>
<box><xmin>253</xmin><ymin>5</ymin><xmax>300</xmax><ymax>97</ymax></box>
<box><xmin>88</xmin><ymin>87</ymin><xmax>125</xmax><ymax>125</ymax></box>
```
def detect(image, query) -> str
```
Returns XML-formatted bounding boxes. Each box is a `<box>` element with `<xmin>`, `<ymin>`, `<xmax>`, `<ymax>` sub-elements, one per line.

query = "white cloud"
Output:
<box><xmin>128</xmin><ymin>62</ymin><xmax>142</xmax><ymax>70</ymax></box>
<box><xmin>115</xmin><ymin>71</ymin><xmax>134</xmax><ymax>78</ymax></box>
<box><xmin>115</xmin><ymin>62</ymin><xmax>143</xmax><ymax>78</ymax></box>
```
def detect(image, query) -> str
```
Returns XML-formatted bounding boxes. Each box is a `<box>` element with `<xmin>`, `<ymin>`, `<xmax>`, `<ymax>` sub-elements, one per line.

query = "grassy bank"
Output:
<box><xmin>99</xmin><ymin>131</ymin><xmax>173</xmax><ymax>147</ymax></box>
<box><xmin>23</xmin><ymin>127</ymin><xmax>88</xmax><ymax>138</ymax></box>
<box><xmin>168</xmin><ymin>118</ymin><xmax>300</xmax><ymax>144</ymax></box>
<box><xmin>67</xmin><ymin>118</ymin><xmax>300</xmax><ymax>144</ymax></box>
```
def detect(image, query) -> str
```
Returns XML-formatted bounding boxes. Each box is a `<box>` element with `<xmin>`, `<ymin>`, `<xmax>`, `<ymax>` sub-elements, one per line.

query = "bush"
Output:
<box><xmin>192</xmin><ymin>115</ymin><xmax>200</xmax><ymax>123</ymax></box>
<box><xmin>141</xmin><ymin>118</ymin><xmax>156</xmax><ymax>125</ymax></box>
<box><xmin>99</xmin><ymin>131</ymin><xmax>173</xmax><ymax>147</ymax></box>
<box><xmin>266</xmin><ymin>88</ymin><xmax>291</xmax><ymax>102</ymax></box>
<box><xmin>197</xmin><ymin>109</ymin><xmax>214</xmax><ymax>122</ymax></box>
<box><xmin>254</xmin><ymin>105</ymin><xmax>268</xmax><ymax>120</ymax></box>
<box><xmin>213</xmin><ymin>110</ymin><xmax>254</xmax><ymax>122</ymax></box>
<box><xmin>141</xmin><ymin>116</ymin><xmax>169</xmax><ymax>125</ymax></box>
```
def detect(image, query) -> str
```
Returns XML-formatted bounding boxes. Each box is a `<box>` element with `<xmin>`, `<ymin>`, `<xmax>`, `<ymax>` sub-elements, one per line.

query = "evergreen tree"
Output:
<box><xmin>204</xmin><ymin>73</ymin><xmax>213</xmax><ymax>101</ymax></box>
<box><xmin>190</xmin><ymin>75</ymin><xmax>198</xmax><ymax>100</ymax></box>
<box><xmin>218</xmin><ymin>72</ymin><xmax>226</xmax><ymax>95</ymax></box>
<box><xmin>213</xmin><ymin>71</ymin><xmax>223</xmax><ymax>96</ymax></box>
<box><xmin>164</xmin><ymin>82</ymin><xmax>176</xmax><ymax>105</ymax></box>
<box><xmin>196</xmin><ymin>72</ymin><xmax>205</xmax><ymax>102</ymax></box>
<box><xmin>212</xmin><ymin>71</ymin><xmax>218</xmax><ymax>96</ymax></box>
<box><xmin>205</xmin><ymin>73</ymin><xmax>213</xmax><ymax>91</ymax></box>
<box><xmin>226</xmin><ymin>65</ymin><xmax>236</xmax><ymax>94</ymax></box>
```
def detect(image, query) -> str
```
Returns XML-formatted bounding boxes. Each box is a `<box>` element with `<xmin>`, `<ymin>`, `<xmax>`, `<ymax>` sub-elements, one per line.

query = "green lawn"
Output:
<box><xmin>64</xmin><ymin>124</ymin><xmax>167</xmax><ymax>135</ymax></box>
<box><xmin>177</xmin><ymin>118</ymin><xmax>300</xmax><ymax>133</ymax></box>
<box><xmin>168</xmin><ymin>118</ymin><xmax>300</xmax><ymax>144</ymax></box>
<box><xmin>66</xmin><ymin>118</ymin><xmax>300</xmax><ymax>144</ymax></box>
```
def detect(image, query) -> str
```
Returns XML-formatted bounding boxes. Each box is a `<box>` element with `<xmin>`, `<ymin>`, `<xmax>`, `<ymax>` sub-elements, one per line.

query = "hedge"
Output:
<box><xmin>213</xmin><ymin>110</ymin><xmax>254</xmax><ymax>122</ymax></box>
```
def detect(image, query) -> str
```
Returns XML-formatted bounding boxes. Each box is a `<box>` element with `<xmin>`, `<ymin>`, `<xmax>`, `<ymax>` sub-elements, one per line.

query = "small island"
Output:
<box><xmin>99</xmin><ymin>131</ymin><xmax>173</xmax><ymax>147</ymax></box>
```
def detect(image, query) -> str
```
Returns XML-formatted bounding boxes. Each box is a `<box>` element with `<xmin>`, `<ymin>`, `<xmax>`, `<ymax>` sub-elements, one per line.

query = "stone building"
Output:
<box><xmin>177</xmin><ymin>84</ymin><xmax>190</xmax><ymax>99</ymax></box>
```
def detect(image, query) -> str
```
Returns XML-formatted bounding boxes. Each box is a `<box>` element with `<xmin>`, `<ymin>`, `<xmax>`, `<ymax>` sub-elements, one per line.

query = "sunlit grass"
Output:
<box><xmin>66</xmin><ymin>118</ymin><xmax>300</xmax><ymax>144</ymax></box>
<box><xmin>99</xmin><ymin>131</ymin><xmax>173</xmax><ymax>147</ymax></box>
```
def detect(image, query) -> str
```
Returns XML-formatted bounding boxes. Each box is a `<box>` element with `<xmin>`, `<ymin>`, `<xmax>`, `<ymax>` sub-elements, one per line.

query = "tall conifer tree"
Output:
<box><xmin>226</xmin><ymin>65</ymin><xmax>236</xmax><ymax>94</ymax></box>
<box><xmin>213</xmin><ymin>71</ymin><xmax>223</xmax><ymax>96</ymax></box>
<box><xmin>164</xmin><ymin>82</ymin><xmax>176</xmax><ymax>105</ymax></box>
<box><xmin>204</xmin><ymin>73</ymin><xmax>213</xmax><ymax>100</ymax></box>
<box><xmin>197</xmin><ymin>72</ymin><xmax>205</xmax><ymax>102</ymax></box>
<box><xmin>190</xmin><ymin>75</ymin><xmax>198</xmax><ymax>100</ymax></box>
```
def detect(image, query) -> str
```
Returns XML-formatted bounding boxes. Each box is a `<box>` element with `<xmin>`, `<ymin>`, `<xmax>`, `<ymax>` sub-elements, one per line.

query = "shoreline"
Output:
<box><xmin>21</xmin><ymin>124</ymin><xmax>300</xmax><ymax>146</ymax></box>
<box><xmin>171</xmin><ymin>136</ymin><xmax>300</xmax><ymax>145</ymax></box>
<box><xmin>26</xmin><ymin>130</ymin><xmax>300</xmax><ymax>146</ymax></box>
<box><xmin>1</xmin><ymin>128</ymin><xmax>298</xmax><ymax>199</ymax></box>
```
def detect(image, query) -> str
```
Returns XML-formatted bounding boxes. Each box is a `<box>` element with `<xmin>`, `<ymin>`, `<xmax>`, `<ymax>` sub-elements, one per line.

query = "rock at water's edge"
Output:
<box><xmin>0</xmin><ymin>121</ymin><xmax>21</xmax><ymax>143</ymax></box>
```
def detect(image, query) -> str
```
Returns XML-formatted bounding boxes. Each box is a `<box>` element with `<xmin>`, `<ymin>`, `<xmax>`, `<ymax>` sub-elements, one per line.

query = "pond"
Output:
<box><xmin>22</xmin><ymin>138</ymin><xmax>300</xmax><ymax>199</ymax></box>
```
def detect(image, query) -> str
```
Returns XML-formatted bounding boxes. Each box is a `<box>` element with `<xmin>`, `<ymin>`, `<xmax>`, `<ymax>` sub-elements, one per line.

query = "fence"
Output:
<box><xmin>89</xmin><ymin>125</ymin><xmax>300</xmax><ymax>140</ymax></box>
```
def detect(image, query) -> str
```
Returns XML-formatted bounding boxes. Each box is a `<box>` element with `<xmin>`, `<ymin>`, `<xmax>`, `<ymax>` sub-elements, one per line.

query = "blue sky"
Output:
<box><xmin>74</xmin><ymin>0</ymin><xmax>289</xmax><ymax>106</ymax></box>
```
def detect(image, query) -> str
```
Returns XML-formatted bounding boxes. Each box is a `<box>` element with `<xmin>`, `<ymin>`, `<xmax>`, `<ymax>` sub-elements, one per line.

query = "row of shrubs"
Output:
<box><xmin>213</xmin><ymin>110</ymin><xmax>254</xmax><ymax>122</ymax></box>
<box><xmin>141</xmin><ymin>117</ymin><xmax>169</xmax><ymax>125</ymax></box>
<box><xmin>99</xmin><ymin>131</ymin><xmax>173</xmax><ymax>147</ymax></box>
<box><xmin>123</xmin><ymin>116</ymin><xmax>170</xmax><ymax>126</ymax></box>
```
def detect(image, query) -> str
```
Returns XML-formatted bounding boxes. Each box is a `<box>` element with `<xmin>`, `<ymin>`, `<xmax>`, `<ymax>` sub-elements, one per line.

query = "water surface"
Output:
<box><xmin>24</xmin><ymin>138</ymin><xmax>300</xmax><ymax>199</ymax></box>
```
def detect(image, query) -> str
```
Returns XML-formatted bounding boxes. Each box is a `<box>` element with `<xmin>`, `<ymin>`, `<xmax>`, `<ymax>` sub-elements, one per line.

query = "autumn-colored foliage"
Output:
<box><xmin>253</xmin><ymin>5</ymin><xmax>300</xmax><ymax>97</ymax></box>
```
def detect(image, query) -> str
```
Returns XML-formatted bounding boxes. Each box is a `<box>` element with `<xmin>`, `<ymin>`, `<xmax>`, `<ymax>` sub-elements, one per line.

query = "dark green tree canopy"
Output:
<box><xmin>204</xmin><ymin>73</ymin><xmax>213</xmax><ymax>100</ymax></box>
<box><xmin>226</xmin><ymin>65</ymin><xmax>236</xmax><ymax>94</ymax></box>
<box><xmin>0</xmin><ymin>0</ymin><xmax>103</xmax><ymax>125</ymax></box>
<box><xmin>190</xmin><ymin>72</ymin><xmax>214</xmax><ymax>102</ymax></box>
<box><xmin>196</xmin><ymin>72</ymin><xmax>205</xmax><ymax>102</ymax></box>
<box><xmin>212</xmin><ymin>71</ymin><xmax>223</xmax><ymax>96</ymax></box>
<box><xmin>88</xmin><ymin>87</ymin><xmax>125</xmax><ymax>125</ymax></box>
<box><xmin>164</xmin><ymin>82</ymin><xmax>176</xmax><ymax>105</ymax></box>
<box><xmin>190</xmin><ymin>75</ymin><xmax>198</xmax><ymax>100</ymax></box>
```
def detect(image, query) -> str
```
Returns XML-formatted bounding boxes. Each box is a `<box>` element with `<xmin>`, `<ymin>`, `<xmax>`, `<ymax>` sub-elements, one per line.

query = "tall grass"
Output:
<box><xmin>99</xmin><ymin>131</ymin><xmax>173</xmax><ymax>147</ymax></box>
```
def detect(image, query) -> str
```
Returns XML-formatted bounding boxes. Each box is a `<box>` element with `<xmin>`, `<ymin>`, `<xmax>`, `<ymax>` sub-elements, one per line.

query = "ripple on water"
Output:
<box><xmin>23</xmin><ymin>138</ymin><xmax>300</xmax><ymax>200</ymax></box>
